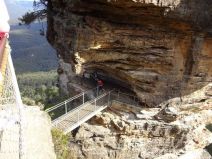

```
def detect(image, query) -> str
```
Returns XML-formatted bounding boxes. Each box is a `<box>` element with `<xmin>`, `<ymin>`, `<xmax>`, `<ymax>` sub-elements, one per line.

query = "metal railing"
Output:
<box><xmin>47</xmin><ymin>87</ymin><xmax>142</xmax><ymax>133</ymax></box>
<box><xmin>110</xmin><ymin>90</ymin><xmax>140</xmax><ymax>106</ymax></box>
<box><xmin>52</xmin><ymin>91</ymin><xmax>112</xmax><ymax>133</ymax></box>
<box><xmin>46</xmin><ymin>87</ymin><xmax>99</xmax><ymax>121</ymax></box>
<box><xmin>47</xmin><ymin>88</ymin><xmax>141</xmax><ymax>120</ymax></box>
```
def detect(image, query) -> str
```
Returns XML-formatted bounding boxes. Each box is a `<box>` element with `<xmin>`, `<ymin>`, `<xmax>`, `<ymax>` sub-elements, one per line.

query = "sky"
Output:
<box><xmin>5</xmin><ymin>0</ymin><xmax>34</xmax><ymax>24</ymax></box>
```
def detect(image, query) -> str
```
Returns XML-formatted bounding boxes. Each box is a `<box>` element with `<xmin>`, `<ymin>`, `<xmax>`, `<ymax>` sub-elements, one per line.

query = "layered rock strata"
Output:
<box><xmin>47</xmin><ymin>0</ymin><xmax>212</xmax><ymax>106</ymax></box>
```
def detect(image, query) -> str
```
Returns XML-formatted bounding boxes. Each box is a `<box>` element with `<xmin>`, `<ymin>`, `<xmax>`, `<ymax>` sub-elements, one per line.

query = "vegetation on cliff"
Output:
<box><xmin>19</xmin><ymin>0</ymin><xmax>49</xmax><ymax>25</ymax></box>
<box><xmin>17</xmin><ymin>70</ymin><xmax>67</xmax><ymax>109</ymax></box>
<box><xmin>52</xmin><ymin>129</ymin><xmax>69</xmax><ymax>159</ymax></box>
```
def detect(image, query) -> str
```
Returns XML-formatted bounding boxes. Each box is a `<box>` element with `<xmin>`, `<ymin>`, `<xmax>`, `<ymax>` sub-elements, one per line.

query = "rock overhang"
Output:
<box><xmin>47</xmin><ymin>0</ymin><xmax>212</xmax><ymax>106</ymax></box>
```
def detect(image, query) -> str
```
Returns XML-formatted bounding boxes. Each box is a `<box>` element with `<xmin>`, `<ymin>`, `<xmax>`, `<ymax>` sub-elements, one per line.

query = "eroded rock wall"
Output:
<box><xmin>47</xmin><ymin>0</ymin><xmax>212</xmax><ymax>106</ymax></box>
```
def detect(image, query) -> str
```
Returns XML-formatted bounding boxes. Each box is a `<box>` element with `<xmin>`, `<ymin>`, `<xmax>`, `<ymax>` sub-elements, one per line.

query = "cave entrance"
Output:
<box><xmin>81</xmin><ymin>70</ymin><xmax>143</xmax><ymax>107</ymax></box>
<box><xmin>82</xmin><ymin>69</ymin><xmax>136</xmax><ymax>96</ymax></box>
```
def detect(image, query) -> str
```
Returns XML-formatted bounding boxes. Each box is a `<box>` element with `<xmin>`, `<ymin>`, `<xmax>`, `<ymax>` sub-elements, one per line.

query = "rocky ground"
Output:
<box><xmin>67</xmin><ymin>83</ymin><xmax>212</xmax><ymax>159</ymax></box>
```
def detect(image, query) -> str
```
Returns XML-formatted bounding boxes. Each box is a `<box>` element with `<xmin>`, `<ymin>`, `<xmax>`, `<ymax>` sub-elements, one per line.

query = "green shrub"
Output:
<box><xmin>51</xmin><ymin>129</ymin><xmax>70</xmax><ymax>159</ymax></box>
<box><xmin>22</xmin><ymin>97</ymin><xmax>36</xmax><ymax>106</ymax></box>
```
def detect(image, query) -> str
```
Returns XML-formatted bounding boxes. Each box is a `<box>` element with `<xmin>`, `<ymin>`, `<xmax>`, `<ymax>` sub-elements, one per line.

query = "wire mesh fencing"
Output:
<box><xmin>0</xmin><ymin>40</ymin><xmax>22</xmax><ymax>159</ymax></box>
<box><xmin>0</xmin><ymin>57</ymin><xmax>16</xmax><ymax>105</ymax></box>
<box><xmin>0</xmin><ymin>80</ymin><xmax>20</xmax><ymax>158</ymax></box>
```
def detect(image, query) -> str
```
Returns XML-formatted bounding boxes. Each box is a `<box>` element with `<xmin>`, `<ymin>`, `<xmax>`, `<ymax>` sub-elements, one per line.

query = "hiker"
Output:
<box><xmin>97</xmin><ymin>79</ymin><xmax>104</xmax><ymax>96</ymax></box>
<box><xmin>93</xmin><ymin>71</ymin><xmax>98</xmax><ymax>81</ymax></box>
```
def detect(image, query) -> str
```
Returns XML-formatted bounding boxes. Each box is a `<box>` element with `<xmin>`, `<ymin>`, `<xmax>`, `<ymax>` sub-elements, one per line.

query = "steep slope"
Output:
<box><xmin>47</xmin><ymin>0</ymin><xmax>212</xmax><ymax>107</ymax></box>
<box><xmin>10</xmin><ymin>23</ymin><xmax>58</xmax><ymax>73</ymax></box>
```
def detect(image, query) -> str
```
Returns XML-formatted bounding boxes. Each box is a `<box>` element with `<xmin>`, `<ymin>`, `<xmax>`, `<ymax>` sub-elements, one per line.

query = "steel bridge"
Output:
<box><xmin>46</xmin><ymin>88</ymin><xmax>140</xmax><ymax>134</ymax></box>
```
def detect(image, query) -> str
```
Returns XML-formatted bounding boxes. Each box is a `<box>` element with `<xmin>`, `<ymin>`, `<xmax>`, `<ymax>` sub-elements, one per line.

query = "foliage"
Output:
<box><xmin>19</xmin><ymin>0</ymin><xmax>48</xmax><ymax>25</ymax></box>
<box><xmin>17</xmin><ymin>70</ymin><xmax>68</xmax><ymax>109</ymax></box>
<box><xmin>19</xmin><ymin>12</ymin><xmax>39</xmax><ymax>25</ymax></box>
<box><xmin>22</xmin><ymin>97</ymin><xmax>37</xmax><ymax>106</ymax></box>
<box><xmin>51</xmin><ymin>129</ymin><xmax>70</xmax><ymax>159</ymax></box>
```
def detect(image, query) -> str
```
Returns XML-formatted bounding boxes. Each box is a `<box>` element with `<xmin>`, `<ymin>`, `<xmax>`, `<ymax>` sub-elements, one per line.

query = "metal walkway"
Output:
<box><xmin>46</xmin><ymin>89</ymin><xmax>140</xmax><ymax>134</ymax></box>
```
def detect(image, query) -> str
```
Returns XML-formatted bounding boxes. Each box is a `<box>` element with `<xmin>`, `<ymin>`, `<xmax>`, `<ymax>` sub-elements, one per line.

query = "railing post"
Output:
<box><xmin>97</xmin><ymin>86</ymin><xmax>99</xmax><ymax>97</ymax></box>
<box><xmin>83</xmin><ymin>92</ymin><xmax>85</xmax><ymax>104</ymax></box>
<box><xmin>65</xmin><ymin>101</ymin><xmax>67</xmax><ymax>114</ymax></box>
<box><xmin>94</xmin><ymin>99</ymin><xmax>96</xmax><ymax>110</ymax></box>
<box><xmin>108</xmin><ymin>92</ymin><xmax>111</xmax><ymax>106</ymax></box>
<box><xmin>77</xmin><ymin>110</ymin><xmax>79</xmax><ymax>122</ymax></box>
<box><xmin>117</xmin><ymin>90</ymin><xmax>120</xmax><ymax>100</ymax></box>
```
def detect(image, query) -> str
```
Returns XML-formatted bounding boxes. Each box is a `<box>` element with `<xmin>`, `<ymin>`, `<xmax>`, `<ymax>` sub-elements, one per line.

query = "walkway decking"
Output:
<box><xmin>53</xmin><ymin>99</ymin><xmax>108</xmax><ymax>133</ymax></box>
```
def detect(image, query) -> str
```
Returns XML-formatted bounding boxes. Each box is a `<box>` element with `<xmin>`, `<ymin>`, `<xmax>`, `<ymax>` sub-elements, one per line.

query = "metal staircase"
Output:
<box><xmin>46</xmin><ymin>88</ymin><xmax>140</xmax><ymax>134</ymax></box>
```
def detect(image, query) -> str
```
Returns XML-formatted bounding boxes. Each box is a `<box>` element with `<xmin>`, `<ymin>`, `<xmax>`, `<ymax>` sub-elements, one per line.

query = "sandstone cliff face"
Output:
<box><xmin>47</xmin><ymin>0</ymin><xmax>212</xmax><ymax>106</ymax></box>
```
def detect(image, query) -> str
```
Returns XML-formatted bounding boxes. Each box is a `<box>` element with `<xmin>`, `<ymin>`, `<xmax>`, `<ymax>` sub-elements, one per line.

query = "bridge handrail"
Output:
<box><xmin>115</xmin><ymin>90</ymin><xmax>138</xmax><ymax>99</ymax></box>
<box><xmin>51</xmin><ymin>98</ymin><xmax>92</xmax><ymax>124</ymax></box>
<box><xmin>48</xmin><ymin>88</ymin><xmax>140</xmax><ymax>122</ymax></box>
<box><xmin>111</xmin><ymin>90</ymin><xmax>139</xmax><ymax>103</ymax></box>
<box><xmin>52</xmin><ymin>90</ymin><xmax>112</xmax><ymax>125</ymax></box>
<box><xmin>46</xmin><ymin>87</ymin><xmax>97</xmax><ymax>112</ymax></box>
<box><xmin>46</xmin><ymin>93</ymin><xmax>84</xmax><ymax>112</ymax></box>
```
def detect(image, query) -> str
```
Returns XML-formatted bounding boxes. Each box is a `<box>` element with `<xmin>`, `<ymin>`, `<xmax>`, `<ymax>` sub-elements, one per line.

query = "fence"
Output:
<box><xmin>47</xmin><ymin>85</ymin><xmax>144</xmax><ymax>133</ymax></box>
<box><xmin>0</xmin><ymin>47</ymin><xmax>16</xmax><ymax>105</ymax></box>
<box><xmin>46</xmin><ymin>87</ymin><xmax>99</xmax><ymax>121</ymax></box>
<box><xmin>52</xmin><ymin>91</ymin><xmax>112</xmax><ymax>133</ymax></box>
<box><xmin>110</xmin><ymin>90</ymin><xmax>140</xmax><ymax>106</ymax></box>
<box><xmin>0</xmin><ymin>37</ymin><xmax>24</xmax><ymax>159</ymax></box>
<box><xmin>47</xmin><ymin>87</ymin><xmax>142</xmax><ymax>123</ymax></box>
